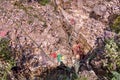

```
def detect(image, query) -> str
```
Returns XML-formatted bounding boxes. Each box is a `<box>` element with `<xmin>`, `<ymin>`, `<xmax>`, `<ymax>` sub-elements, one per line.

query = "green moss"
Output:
<box><xmin>38</xmin><ymin>0</ymin><xmax>49</xmax><ymax>6</ymax></box>
<box><xmin>111</xmin><ymin>15</ymin><xmax>120</xmax><ymax>33</ymax></box>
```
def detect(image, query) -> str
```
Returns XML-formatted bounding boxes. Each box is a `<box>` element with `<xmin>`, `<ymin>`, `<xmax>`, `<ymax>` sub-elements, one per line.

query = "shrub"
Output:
<box><xmin>104</xmin><ymin>38</ymin><xmax>120</xmax><ymax>71</ymax></box>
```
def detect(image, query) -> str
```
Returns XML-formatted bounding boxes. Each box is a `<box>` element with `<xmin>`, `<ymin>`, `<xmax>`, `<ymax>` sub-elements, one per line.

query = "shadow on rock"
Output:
<box><xmin>39</xmin><ymin>62</ymin><xmax>78</xmax><ymax>80</ymax></box>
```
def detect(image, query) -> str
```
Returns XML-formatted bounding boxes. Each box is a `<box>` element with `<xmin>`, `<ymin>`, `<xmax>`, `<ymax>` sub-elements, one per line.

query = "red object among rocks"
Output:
<box><xmin>50</xmin><ymin>52</ymin><xmax>57</xmax><ymax>58</ymax></box>
<box><xmin>0</xmin><ymin>31</ymin><xmax>8</xmax><ymax>38</ymax></box>
<box><xmin>69</xmin><ymin>18</ymin><xmax>76</xmax><ymax>25</ymax></box>
<box><xmin>72</xmin><ymin>43</ymin><xmax>84</xmax><ymax>60</ymax></box>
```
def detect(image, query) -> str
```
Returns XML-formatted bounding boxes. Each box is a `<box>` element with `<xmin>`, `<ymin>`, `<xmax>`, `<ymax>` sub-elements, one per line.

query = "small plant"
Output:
<box><xmin>105</xmin><ymin>38</ymin><xmax>120</xmax><ymax>71</ymax></box>
<box><xmin>110</xmin><ymin>15</ymin><xmax>120</xmax><ymax>34</ymax></box>
<box><xmin>37</xmin><ymin>0</ymin><xmax>49</xmax><ymax>5</ymax></box>
<box><xmin>111</xmin><ymin>71</ymin><xmax>120</xmax><ymax>80</ymax></box>
<box><xmin>0</xmin><ymin>38</ymin><xmax>15</xmax><ymax>80</ymax></box>
<box><xmin>75</xmin><ymin>76</ymin><xmax>88</xmax><ymax>80</ymax></box>
<box><xmin>0</xmin><ymin>38</ymin><xmax>11</xmax><ymax>61</ymax></box>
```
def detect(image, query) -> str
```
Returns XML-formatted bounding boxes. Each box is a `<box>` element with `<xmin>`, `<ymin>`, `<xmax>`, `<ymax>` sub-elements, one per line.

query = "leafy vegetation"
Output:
<box><xmin>111</xmin><ymin>71</ymin><xmax>120</xmax><ymax>80</ymax></box>
<box><xmin>0</xmin><ymin>38</ymin><xmax>15</xmax><ymax>80</ymax></box>
<box><xmin>105</xmin><ymin>38</ymin><xmax>120</xmax><ymax>70</ymax></box>
<box><xmin>76</xmin><ymin>77</ymin><xmax>88</xmax><ymax>80</ymax></box>
<box><xmin>37</xmin><ymin>0</ymin><xmax>49</xmax><ymax>5</ymax></box>
<box><xmin>0</xmin><ymin>38</ymin><xmax>14</xmax><ymax>63</ymax></box>
<box><xmin>102</xmin><ymin>14</ymin><xmax>120</xmax><ymax>80</ymax></box>
<box><xmin>95</xmin><ymin>15</ymin><xmax>120</xmax><ymax>78</ymax></box>
<box><xmin>110</xmin><ymin>15</ymin><xmax>120</xmax><ymax>34</ymax></box>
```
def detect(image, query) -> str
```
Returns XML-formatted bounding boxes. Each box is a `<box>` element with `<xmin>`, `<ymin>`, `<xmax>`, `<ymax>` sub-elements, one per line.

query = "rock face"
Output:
<box><xmin>0</xmin><ymin>0</ymin><xmax>120</xmax><ymax>79</ymax></box>
<box><xmin>93</xmin><ymin>5</ymin><xmax>107</xmax><ymax>16</ymax></box>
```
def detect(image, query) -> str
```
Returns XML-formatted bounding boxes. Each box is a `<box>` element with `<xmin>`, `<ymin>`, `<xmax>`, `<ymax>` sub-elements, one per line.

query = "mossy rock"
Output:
<box><xmin>110</xmin><ymin>15</ymin><xmax>120</xmax><ymax>33</ymax></box>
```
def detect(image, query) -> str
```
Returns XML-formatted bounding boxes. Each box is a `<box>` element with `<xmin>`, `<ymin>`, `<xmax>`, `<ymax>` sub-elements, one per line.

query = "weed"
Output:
<box><xmin>111</xmin><ymin>71</ymin><xmax>120</xmax><ymax>80</ymax></box>
<box><xmin>75</xmin><ymin>76</ymin><xmax>88</xmax><ymax>80</ymax></box>
<box><xmin>37</xmin><ymin>0</ymin><xmax>49</xmax><ymax>6</ymax></box>
<box><xmin>105</xmin><ymin>38</ymin><xmax>120</xmax><ymax>71</ymax></box>
<box><xmin>0</xmin><ymin>38</ymin><xmax>11</xmax><ymax>61</ymax></box>
<box><xmin>110</xmin><ymin>15</ymin><xmax>120</xmax><ymax>33</ymax></box>
<box><xmin>0</xmin><ymin>38</ymin><xmax>15</xmax><ymax>80</ymax></box>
